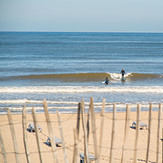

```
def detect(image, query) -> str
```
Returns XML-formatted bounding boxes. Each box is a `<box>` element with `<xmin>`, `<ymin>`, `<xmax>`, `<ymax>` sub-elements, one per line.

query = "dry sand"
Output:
<box><xmin>0</xmin><ymin>110</ymin><xmax>162</xmax><ymax>163</ymax></box>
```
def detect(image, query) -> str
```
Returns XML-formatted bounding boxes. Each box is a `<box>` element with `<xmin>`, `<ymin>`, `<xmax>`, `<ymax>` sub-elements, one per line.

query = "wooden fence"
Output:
<box><xmin>0</xmin><ymin>98</ymin><xmax>162</xmax><ymax>163</ymax></box>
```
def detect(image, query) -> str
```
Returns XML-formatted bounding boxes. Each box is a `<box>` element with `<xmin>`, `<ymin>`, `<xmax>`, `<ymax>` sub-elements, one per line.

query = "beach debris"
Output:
<box><xmin>131</xmin><ymin>121</ymin><xmax>147</xmax><ymax>130</ymax></box>
<box><xmin>27</xmin><ymin>123</ymin><xmax>42</xmax><ymax>132</ymax></box>
<box><xmin>80</xmin><ymin>153</ymin><xmax>96</xmax><ymax>162</ymax></box>
<box><xmin>46</xmin><ymin>136</ymin><xmax>62</xmax><ymax>147</ymax></box>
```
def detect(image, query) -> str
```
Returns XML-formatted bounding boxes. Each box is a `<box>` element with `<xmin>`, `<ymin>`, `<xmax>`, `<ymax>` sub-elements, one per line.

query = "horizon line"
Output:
<box><xmin>0</xmin><ymin>30</ymin><xmax>163</xmax><ymax>33</ymax></box>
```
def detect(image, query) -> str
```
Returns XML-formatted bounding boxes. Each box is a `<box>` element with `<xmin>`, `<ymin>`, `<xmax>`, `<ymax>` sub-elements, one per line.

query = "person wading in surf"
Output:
<box><xmin>105</xmin><ymin>77</ymin><xmax>109</xmax><ymax>85</ymax></box>
<box><xmin>121</xmin><ymin>69</ymin><xmax>125</xmax><ymax>79</ymax></box>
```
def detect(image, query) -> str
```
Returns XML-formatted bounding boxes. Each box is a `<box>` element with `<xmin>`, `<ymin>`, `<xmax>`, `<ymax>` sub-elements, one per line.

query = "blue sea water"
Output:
<box><xmin>0</xmin><ymin>32</ymin><xmax>163</xmax><ymax>113</ymax></box>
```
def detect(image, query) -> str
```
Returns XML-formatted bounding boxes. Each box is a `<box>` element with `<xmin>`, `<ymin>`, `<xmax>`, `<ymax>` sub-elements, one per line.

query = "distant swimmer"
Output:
<box><xmin>104</xmin><ymin>77</ymin><xmax>109</xmax><ymax>85</ymax></box>
<box><xmin>121</xmin><ymin>69</ymin><xmax>125</xmax><ymax>79</ymax></box>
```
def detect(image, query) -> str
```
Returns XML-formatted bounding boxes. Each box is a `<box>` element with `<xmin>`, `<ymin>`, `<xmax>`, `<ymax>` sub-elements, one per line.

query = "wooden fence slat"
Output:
<box><xmin>90</xmin><ymin>97</ymin><xmax>98</xmax><ymax>162</ymax></box>
<box><xmin>156</xmin><ymin>103</ymin><xmax>162</xmax><ymax>163</ymax></box>
<box><xmin>99</xmin><ymin>98</ymin><xmax>105</xmax><ymax>161</ymax></box>
<box><xmin>22</xmin><ymin>107</ymin><xmax>31</xmax><ymax>163</ymax></box>
<box><xmin>57</xmin><ymin>110</ymin><xmax>69</xmax><ymax>163</ymax></box>
<box><xmin>134</xmin><ymin>104</ymin><xmax>141</xmax><ymax>163</ymax></box>
<box><xmin>109</xmin><ymin>104</ymin><xmax>116</xmax><ymax>163</ymax></box>
<box><xmin>0</xmin><ymin>129</ymin><xmax>7</xmax><ymax>163</ymax></box>
<box><xmin>121</xmin><ymin>104</ymin><xmax>130</xmax><ymax>163</ymax></box>
<box><xmin>43</xmin><ymin>99</ymin><xmax>58</xmax><ymax>163</ymax></box>
<box><xmin>87</xmin><ymin>101</ymin><xmax>91</xmax><ymax>143</ymax></box>
<box><xmin>81</xmin><ymin>99</ymin><xmax>89</xmax><ymax>163</ymax></box>
<box><xmin>146</xmin><ymin>103</ymin><xmax>152</xmax><ymax>163</ymax></box>
<box><xmin>73</xmin><ymin>103</ymin><xmax>81</xmax><ymax>163</ymax></box>
<box><xmin>32</xmin><ymin>107</ymin><xmax>43</xmax><ymax>163</ymax></box>
<box><xmin>7</xmin><ymin>110</ymin><xmax>20</xmax><ymax>163</ymax></box>
<box><xmin>162</xmin><ymin>128</ymin><xmax>163</xmax><ymax>163</ymax></box>
<box><xmin>76</xmin><ymin>103</ymin><xmax>81</xmax><ymax>140</ymax></box>
<box><xmin>72</xmin><ymin>128</ymin><xmax>79</xmax><ymax>163</ymax></box>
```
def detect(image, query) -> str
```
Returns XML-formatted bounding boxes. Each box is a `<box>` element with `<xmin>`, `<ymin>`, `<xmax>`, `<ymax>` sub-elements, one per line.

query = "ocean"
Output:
<box><xmin>0</xmin><ymin>32</ymin><xmax>163</xmax><ymax>114</ymax></box>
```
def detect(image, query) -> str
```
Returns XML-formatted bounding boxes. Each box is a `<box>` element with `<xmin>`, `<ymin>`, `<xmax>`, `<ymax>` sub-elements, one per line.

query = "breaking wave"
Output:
<box><xmin>0</xmin><ymin>72</ymin><xmax>162</xmax><ymax>82</ymax></box>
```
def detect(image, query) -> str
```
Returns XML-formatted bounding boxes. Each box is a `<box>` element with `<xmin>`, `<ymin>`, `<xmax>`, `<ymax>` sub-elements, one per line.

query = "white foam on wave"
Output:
<box><xmin>109</xmin><ymin>73</ymin><xmax>132</xmax><ymax>80</ymax></box>
<box><xmin>0</xmin><ymin>86</ymin><xmax>163</xmax><ymax>94</ymax></box>
<box><xmin>0</xmin><ymin>103</ymin><xmax>160</xmax><ymax>114</ymax></box>
<box><xmin>0</xmin><ymin>99</ymin><xmax>78</xmax><ymax>105</ymax></box>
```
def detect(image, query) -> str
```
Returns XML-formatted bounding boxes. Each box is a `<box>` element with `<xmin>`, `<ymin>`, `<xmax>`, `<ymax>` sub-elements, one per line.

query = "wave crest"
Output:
<box><xmin>0</xmin><ymin>72</ymin><xmax>162</xmax><ymax>82</ymax></box>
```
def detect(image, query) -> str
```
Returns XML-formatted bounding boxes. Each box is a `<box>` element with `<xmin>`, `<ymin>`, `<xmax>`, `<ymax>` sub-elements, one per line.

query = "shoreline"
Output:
<box><xmin>0</xmin><ymin>102</ymin><xmax>162</xmax><ymax>115</ymax></box>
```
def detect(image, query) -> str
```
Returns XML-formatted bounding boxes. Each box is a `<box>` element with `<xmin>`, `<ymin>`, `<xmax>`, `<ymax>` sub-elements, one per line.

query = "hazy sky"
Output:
<box><xmin>0</xmin><ymin>0</ymin><xmax>163</xmax><ymax>32</ymax></box>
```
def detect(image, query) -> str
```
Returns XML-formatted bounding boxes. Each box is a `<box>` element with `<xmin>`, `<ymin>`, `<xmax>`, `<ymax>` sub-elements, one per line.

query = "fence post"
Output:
<box><xmin>81</xmin><ymin>99</ymin><xmax>89</xmax><ymax>163</ymax></box>
<box><xmin>76</xmin><ymin>103</ymin><xmax>81</xmax><ymax>140</ymax></box>
<box><xmin>0</xmin><ymin>129</ymin><xmax>7</xmax><ymax>163</ymax></box>
<box><xmin>32</xmin><ymin>107</ymin><xmax>43</xmax><ymax>163</ymax></box>
<box><xmin>22</xmin><ymin>107</ymin><xmax>31</xmax><ymax>163</ymax></box>
<box><xmin>121</xmin><ymin>104</ymin><xmax>130</xmax><ymax>163</ymax></box>
<box><xmin>43</xmin><ymin>99</ymin><xmax>58</xmax><ymax>163</ymax></box>
<box><xmin>57</xmin><ymin>110</ymin><xmax>69</xmax><ymax>163</ymax></box>
<box><xmin>73</xmin><ymin>103</ymin><xmax>81</xmax><ymax>163</ymax></box>
<box><xmin>72</xmin><ymin>128</ymin><xmax>79</xmax><ymax>163</ymax></box>
<box><xmin>146</xmin><ymin>103</ymin><xmax>152</xmax><ymax>163</ymax></box>
<box><xmin>162</xmin><ymin>128</ymin><xmax>163</xmax><ymax>163</ymax></box>
<box><xmin>99</xmin><ymin>98</ymin><xmax>105</xmax><ymax>161</ymax></box>
<box><xmin>134</xmin><ymin>104</ymin><xmax>141</xmax><ymax>163</ymax></box>
<box><xmin>90</xmin><ymin>97</ymin><xmax>98</xmax><ymax>162</ymax></box>
<box><xmin>109</xmin><ymin>104</ymin><xmax>116</xmax><ymax>163</ymax></box>
<box><xmin>156</xmin><ymin>103</ymin><xmax>162</xmax><ymax>163</ymax></box>
<box><xmin>73</xmin><ymin>102</ymin><xmax>81</xmax><ymax>163</ymax></box>
<box><xmin>87</xmin><ymin>101</ymin><xmax>91</xmax><ymax>143</ymax></box>
<box><xmin>7</xmin><ymin>110</ymin><xmax>20</xmax><ymax>163</ymax></box>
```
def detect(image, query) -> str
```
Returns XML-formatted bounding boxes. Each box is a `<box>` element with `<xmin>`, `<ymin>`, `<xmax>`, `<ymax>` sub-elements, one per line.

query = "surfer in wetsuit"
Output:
<box><xmin>121</xmin><ymin>69</ymin><xmax>125</xmax><ymax>79</ymax></box>
<box><xmin>105</xmin><ymin>77</ymin><xmax>109</xmax><ymax>85</ymax></box>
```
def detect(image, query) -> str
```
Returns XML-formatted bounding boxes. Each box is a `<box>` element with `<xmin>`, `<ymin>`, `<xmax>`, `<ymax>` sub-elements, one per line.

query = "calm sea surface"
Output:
<box><xmin>0</xmin><ymin>32</ymin><xmax>163</xmax><ymax>113</ymax></box>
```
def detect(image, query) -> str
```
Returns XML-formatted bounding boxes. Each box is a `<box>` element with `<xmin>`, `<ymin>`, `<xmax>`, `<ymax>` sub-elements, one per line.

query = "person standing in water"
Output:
<box><xmin>121</xmin><ymin>69</ymin><xmax>125</xmax><ymax>79</ymax></box>
<box><xmin>105</xmin><ymin>77</ymin><xmax>109</xmax><ymax>85</ymax></box>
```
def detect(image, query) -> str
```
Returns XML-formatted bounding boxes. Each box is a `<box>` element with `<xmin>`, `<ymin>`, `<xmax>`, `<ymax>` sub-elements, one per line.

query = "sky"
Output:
<box><xmin>0</xmin><ymin>0</ymin><xmax>163</xmax><ymax>32</ymax></box>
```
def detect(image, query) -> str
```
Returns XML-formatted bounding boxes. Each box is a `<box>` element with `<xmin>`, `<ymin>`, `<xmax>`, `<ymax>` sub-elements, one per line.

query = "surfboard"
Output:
<box><xmin>102</xmin><ymin>81</ymin><xmax>109</xmax><ymax>85</ymax></box>
<box><xmin>121</xmin><ymin>78</ymin><xmax>126</xmax><ymax>81</ymax></box>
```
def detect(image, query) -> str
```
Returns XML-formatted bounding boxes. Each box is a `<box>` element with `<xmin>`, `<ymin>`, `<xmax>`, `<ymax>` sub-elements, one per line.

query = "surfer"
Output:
<box><xmin>104</xmin><ymin>77</ymin><xmax>109</xmax><ymax>85</ymax></box>
<box><xmin>121</xmin><ymin>69</ymin><xmax>125</xmax><ymax>79</ymax></box>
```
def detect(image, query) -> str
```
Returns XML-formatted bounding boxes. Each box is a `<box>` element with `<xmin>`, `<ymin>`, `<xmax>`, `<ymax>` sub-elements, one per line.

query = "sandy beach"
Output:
<box><xmin>0</xmin><ymin>109</ymin><xmax>162</xmax><ymax>163</ymax></box>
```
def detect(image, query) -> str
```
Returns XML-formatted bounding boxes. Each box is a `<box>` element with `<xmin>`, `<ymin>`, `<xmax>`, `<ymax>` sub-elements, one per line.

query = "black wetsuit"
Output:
<box><xmin>121</xmin><ymin>70</ymin><xmax>125</xmax><ymax>78</ymax></box>
<box><xmin>105</xmin><ymin>78</ymin><xmax>109</xmax><ymax>85</ymax></box>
